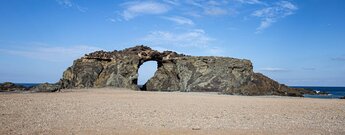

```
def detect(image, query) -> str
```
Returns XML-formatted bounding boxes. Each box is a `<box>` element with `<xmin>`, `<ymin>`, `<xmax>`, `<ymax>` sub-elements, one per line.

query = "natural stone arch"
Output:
<box><xmin>59</xmin><ymin>45</ymin><xmax>314</xmax><ymax>96</ymax></box>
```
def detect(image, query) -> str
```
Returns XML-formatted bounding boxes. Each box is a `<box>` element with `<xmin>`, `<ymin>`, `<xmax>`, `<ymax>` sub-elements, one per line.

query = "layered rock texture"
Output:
<box><xmin>59</xmin><ymin>45</ymin><xmax>314</xmax><ymax>96</ymax></box>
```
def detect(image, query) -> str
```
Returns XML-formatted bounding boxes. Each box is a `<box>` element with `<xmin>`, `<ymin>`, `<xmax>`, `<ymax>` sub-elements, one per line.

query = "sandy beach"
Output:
<box><xmin>1</xmin><ymin>88</ymin><xmax>344</xmax><ymax>135</ymax></box>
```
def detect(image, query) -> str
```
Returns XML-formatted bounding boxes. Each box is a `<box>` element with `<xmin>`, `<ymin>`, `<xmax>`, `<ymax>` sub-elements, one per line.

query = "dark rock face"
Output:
<box><xmin>59</xmin><ymin>45</ymin><xmax>312</xmax><ymax>96</ymax></box>
<box><xmin>60</xmin><ymin>46</ymin><xmax>186</xmax><ymax>90</ymax></box>
<box><xmin>29</xmin><ymin>83</ymin><xmax>60</xmax><ymax>92</ymax></box>
<box><xmin>145</xmin><ymin>56</ymin><xmax>253</xmax><ymax>93</ymax></box>
<box><xmin>0</xmin><ymin>82</ymin><xmax>28</xmax><ymax>92</ymax></box>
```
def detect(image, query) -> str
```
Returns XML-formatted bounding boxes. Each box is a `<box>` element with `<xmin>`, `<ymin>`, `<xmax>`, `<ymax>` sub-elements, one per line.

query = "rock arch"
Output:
<box><xmin>59</xmin><ymin>45</ymin><xmax>313</xmax><ymax>96</ymax></box>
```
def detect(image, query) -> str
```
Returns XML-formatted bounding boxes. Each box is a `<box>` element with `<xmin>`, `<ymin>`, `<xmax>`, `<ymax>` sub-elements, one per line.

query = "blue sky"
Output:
<box><xmin>0</xmin><ymin>0</ymin><xmax>344</xmax><ymax>86</ymax></box>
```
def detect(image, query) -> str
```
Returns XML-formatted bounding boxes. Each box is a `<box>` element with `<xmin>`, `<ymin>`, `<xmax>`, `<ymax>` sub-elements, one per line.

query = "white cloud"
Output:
<box><xmin>0</xmin><ymin>45</ymin><xmax>102</xmax><ymax>62</ymax></box>
<box><xmin>185</xmin><ymin>0</ymin><xmax>204</xmax><ymax>8</ymax></box>
<box><xmin>256</xmin><ymin>18</ymin><xmax>275</xmax><ymax>32</ymax></box>
<box><xmin>163</xmin><ymin>16</ymin><xmax>194</xmax><ymax>25</ymax></box>
<box><xmin>204</xmin><ymin>7</ymin><xmax>228</xmax><ymax>15</ymax></box>
<box><xmin>208</xmin><ymin>47</ymin><xmax>225</xmax><ymax>56</ymax></box>
<box><xmin>252</xmin><ymin>0</ymin><xmax>298</xmax><ymax>32</ymax></box>
<box><xmin>108</xmin><ymin>18</ymin><xmax>117</xmax><ymax>23</ymax></box>
<box><xmin>302</xmin><ymin>67</ymin><xmax>316</xmax><ymax>71</ymax></box>
<box><xmin>207</xmin><ymin>0</ymin><xmax>222</xmax><ymax>6</ymax></box>
<box><xmin>258</xmin><ymin>67</ymin><xmax>289</xmax><ymax>72</ymax></box>
<box><xmin>56</xmin><ymin>0</ymin><xmax>72</xmax><ymax>7</ymax></box>
<box><xmin>185</xmin><ymin>0</ymin><xmax>229</xmax><ymax>16</ymax></box>
<box><xmin>332</xmin><ymin>56</ymin><xmax>345</xmax><ymax>61</ymax></box>
<box><xmin>115</xmin><ymin>0</ymin><xmax>297</xmax><ymax>33</ymax></box>
<box><xmin>141</xmin><ymin>28</ymin><xmax>226</xmax><ymax>56</ymax></box>
<box><xmin>122</xmin><ymin>1</ymin><xmax>170</xmax><ymax>20</ymax></box>
<box><xmin>142</xmin><ymin>29</ymin><xmax>214</xmax><ymax>48</ymax></box>
<box><xmin>277</xmin><ymin>1</ymin><xmax>298</xmax><ymax>10</ymax></box>
<box><xmin>184</xmin><ymin>11</ymin><xmax>203</xmax><ymax>18</ymax></box>
<box><xmin>163</xmin><ymin>0</ymin><xmax>180</xmax><ymax>5</ymax></box>
<box><xmin>76</xmin><ymin>5</ymin><xmax>88</xmax><ymax>12</ymax></box>
<box><xmin>151</xmin><ymin>46</ymin><xmax>171</xmax><ymax>52</ymax></box>
<box><xmin>108</xmin><ymin>17</ymin><xmax>123</xmax><ymax>23</ymax></box>
<box><xmin>56</xmin><ymin>0</ymin><xmax>87</xmax><ymax>12</ymax></box>
<box><xmin>235</xmin><ymin>0</ymin><xmax>263</xmax><ymax>5</ymax></box>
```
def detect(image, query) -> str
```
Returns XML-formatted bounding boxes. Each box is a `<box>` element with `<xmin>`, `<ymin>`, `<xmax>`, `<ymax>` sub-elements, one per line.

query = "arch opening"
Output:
<box><xmin>137</xmin><ymin>61</ymin><xmax>158</xmax><ymax>90</ymax></box>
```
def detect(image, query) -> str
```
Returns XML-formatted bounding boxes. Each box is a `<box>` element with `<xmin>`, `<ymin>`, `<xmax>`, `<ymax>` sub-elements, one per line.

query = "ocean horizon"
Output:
<box><xmin>291</xmin><ymin>86</ymin><xmax>345</xmax><ymax>99</ymax></box>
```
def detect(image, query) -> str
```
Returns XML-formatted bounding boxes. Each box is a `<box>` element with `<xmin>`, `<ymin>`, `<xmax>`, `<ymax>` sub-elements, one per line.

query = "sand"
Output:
<box><xmin>1</xmin><ymin>88</ymin><xmax>345</xmax><ymax>135</ymax></box>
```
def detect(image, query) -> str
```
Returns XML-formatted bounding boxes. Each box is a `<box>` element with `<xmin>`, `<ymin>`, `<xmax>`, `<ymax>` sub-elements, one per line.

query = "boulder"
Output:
<box><xmin>59</xmin><ymin>45</ymin><xmax>313</xmax><ymax>96</ymax></box>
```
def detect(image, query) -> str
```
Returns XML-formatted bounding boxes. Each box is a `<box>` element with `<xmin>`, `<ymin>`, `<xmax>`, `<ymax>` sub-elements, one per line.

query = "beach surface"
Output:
<box><xmin>1</xmin><ymin>88</ymin><xmax>344</xmax><ymax>135</ymax></box>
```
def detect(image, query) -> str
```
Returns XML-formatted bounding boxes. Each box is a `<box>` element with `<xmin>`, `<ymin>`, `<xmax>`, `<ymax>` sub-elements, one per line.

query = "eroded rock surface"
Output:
<box><xmin>60</xmin><ymin>46</ymin><xmax>185</xmax><ymax>90</ymax></box>
<box><xmin>59</xmin><ymin>45</ymin><xmax>313</xmax><ymax>96</ymax></box>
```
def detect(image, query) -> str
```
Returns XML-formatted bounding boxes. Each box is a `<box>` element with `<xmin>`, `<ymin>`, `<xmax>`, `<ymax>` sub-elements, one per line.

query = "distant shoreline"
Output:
<box><xmin>1</xmin><ymin>83</ymin><xmax>345</xmax><ymax>99</ymax></box>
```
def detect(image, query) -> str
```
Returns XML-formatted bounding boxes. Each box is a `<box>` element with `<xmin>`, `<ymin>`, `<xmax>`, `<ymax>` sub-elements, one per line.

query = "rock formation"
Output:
<box><xmin>0</xmin><ymin>82</ymin><xmax>28</xmax><ymax>92</ymax></box>
<box><xmin>0</xmin><ymin>82</ymin><xmax>60</xmax><ymax>92</ymax></box>
<box><xmin>30</xmin><ymin>83</ymin><xmax>60</xmax><ymax>92</ymax></box>
<box><xmin>59</xmin><ymin>45</ymin><xmax>315</xmax><ymax>96</ymax></box>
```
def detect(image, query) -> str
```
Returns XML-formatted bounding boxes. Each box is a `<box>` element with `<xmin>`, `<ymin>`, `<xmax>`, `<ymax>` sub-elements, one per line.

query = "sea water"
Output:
<box><xmin>15</xmin><ymin>83</ymin><xmax>41</xmax><ymax>88</ymax></box>
<box><xmin>291</xmin><ymin>86</ymin><xmax>345</xmax><ymax>99</ymax></box>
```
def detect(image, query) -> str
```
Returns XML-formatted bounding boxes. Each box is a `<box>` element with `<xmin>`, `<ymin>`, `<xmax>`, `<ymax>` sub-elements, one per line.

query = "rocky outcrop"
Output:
<box><xmin>0</xmin><ymin>82</ymin><xmax>61</xmax><ymax>92</ymax></box>
<box><xmin>0</xmin><ymin>82</ymin><xmax>28</xmax><ymax>92</ymax></box>
<box><xmin>59</xmin><ymin>45</ymin><xmax>313</xmax><ymax>96</ymax></box>
<box><xmin>60</xmin><ymin>46</ymin><xmax>186</xmax><ymax>90</ymax></box>
<box><xmin>29</xmin><ymin>83</ymin><xmax>60</xmax><ymax>92</ymax></box>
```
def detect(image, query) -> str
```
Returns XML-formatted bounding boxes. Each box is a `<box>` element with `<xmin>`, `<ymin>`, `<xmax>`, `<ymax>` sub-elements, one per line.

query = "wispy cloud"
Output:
<box><xmin>116</xmin><ymin>0</ymin><xmax>298</xmax><ymax>32</ymax></box>
<box><xmin>151</xmin><ymin>46</ymin><xmax>172</xmax><ymax>52</ymax></box>
<box><xmin>75</xmin><ymin>5</ymin><xmax>88</xmax><ymax>12</ymax></box>
<box><xmin>185</xmin><ymin>0</ymin><xmax>230</xmax><ymax>16</ymax></box>
<box><xmin>302</xmin><ymin>67</ymin><xmax>316</xmax><ymax>71</ymax></box>
<box><xmin>208</xmin><ymin>47</ymin><xmax>225</xmax><ymax>56</ymax></box>
<box><xmin>185</xmin><ymin>0</ymin><xmax>204</xmax><ymax>8</ymax></box>
<box><xmin>256</xmin><ymin>18</ymin><xmax>275</xmax><ymax>31</ymax></box>
<box><xmin>163</xmin><ymin>16</ymin><xmax>194</xmax><ymax>25</ymax></box>
<box><xmin>258</xmin><ymin>67</ymin><xmax>289</xmax><ymax>72</ymax></box>
<box><xmin>252</xmin><ymin>0</ymin><xmax>298</xmax><ymax>32</ymax></box>
<box><xmin>56</xmin><ymin>0</ymin><xmax>72</xmax><ymax>7</ymax></box>
<box><xmin>141</xmin><ymin>28</ymin><xmax>226</xmax><ymax>56</ymax></box>
<box><xmin>235</xmin><ymin>0</ymin><xmax>263</xmax><ymax>5</ymax></box>
<box><xmin>163</xmin><ymin>0</ymin><xmax>180</xmax><ymax>5</ymax></box>
<box><xmin>56</xmin><ymin>0</ymin><xmax>87</xmax><ymax>12</ymax></box>
<box><xmin>204</xmin><ymin>7</ymin><xmax>228</xmax><ymax>15</ymax></box>
<box><xmin>331</xmin><ymin>56</ymin><xmax>345</xmax><ymax>61</ymax></box>
<box><xmin>142</xmin><ymin>29</ymin><xmax>214</xmax><ymax>48</ymax></box>
<box><xmin>0</xmin><ymin>45</ymin><xmax>101</xmax><ymax>62</ymax></box>
<box><xmin>121</xmin><ymin>0</ymin><xmax>231</xmax><ymax>19</ymax></box>
<box><xmin>121</xmin><ymin>1</ymin><xmax>170</xmax><ymax>20</ymax></box>
<box><xmin>108</xmin><ymin>18</ymin><xmax>117</xmax><ymax>23</ymax></box>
